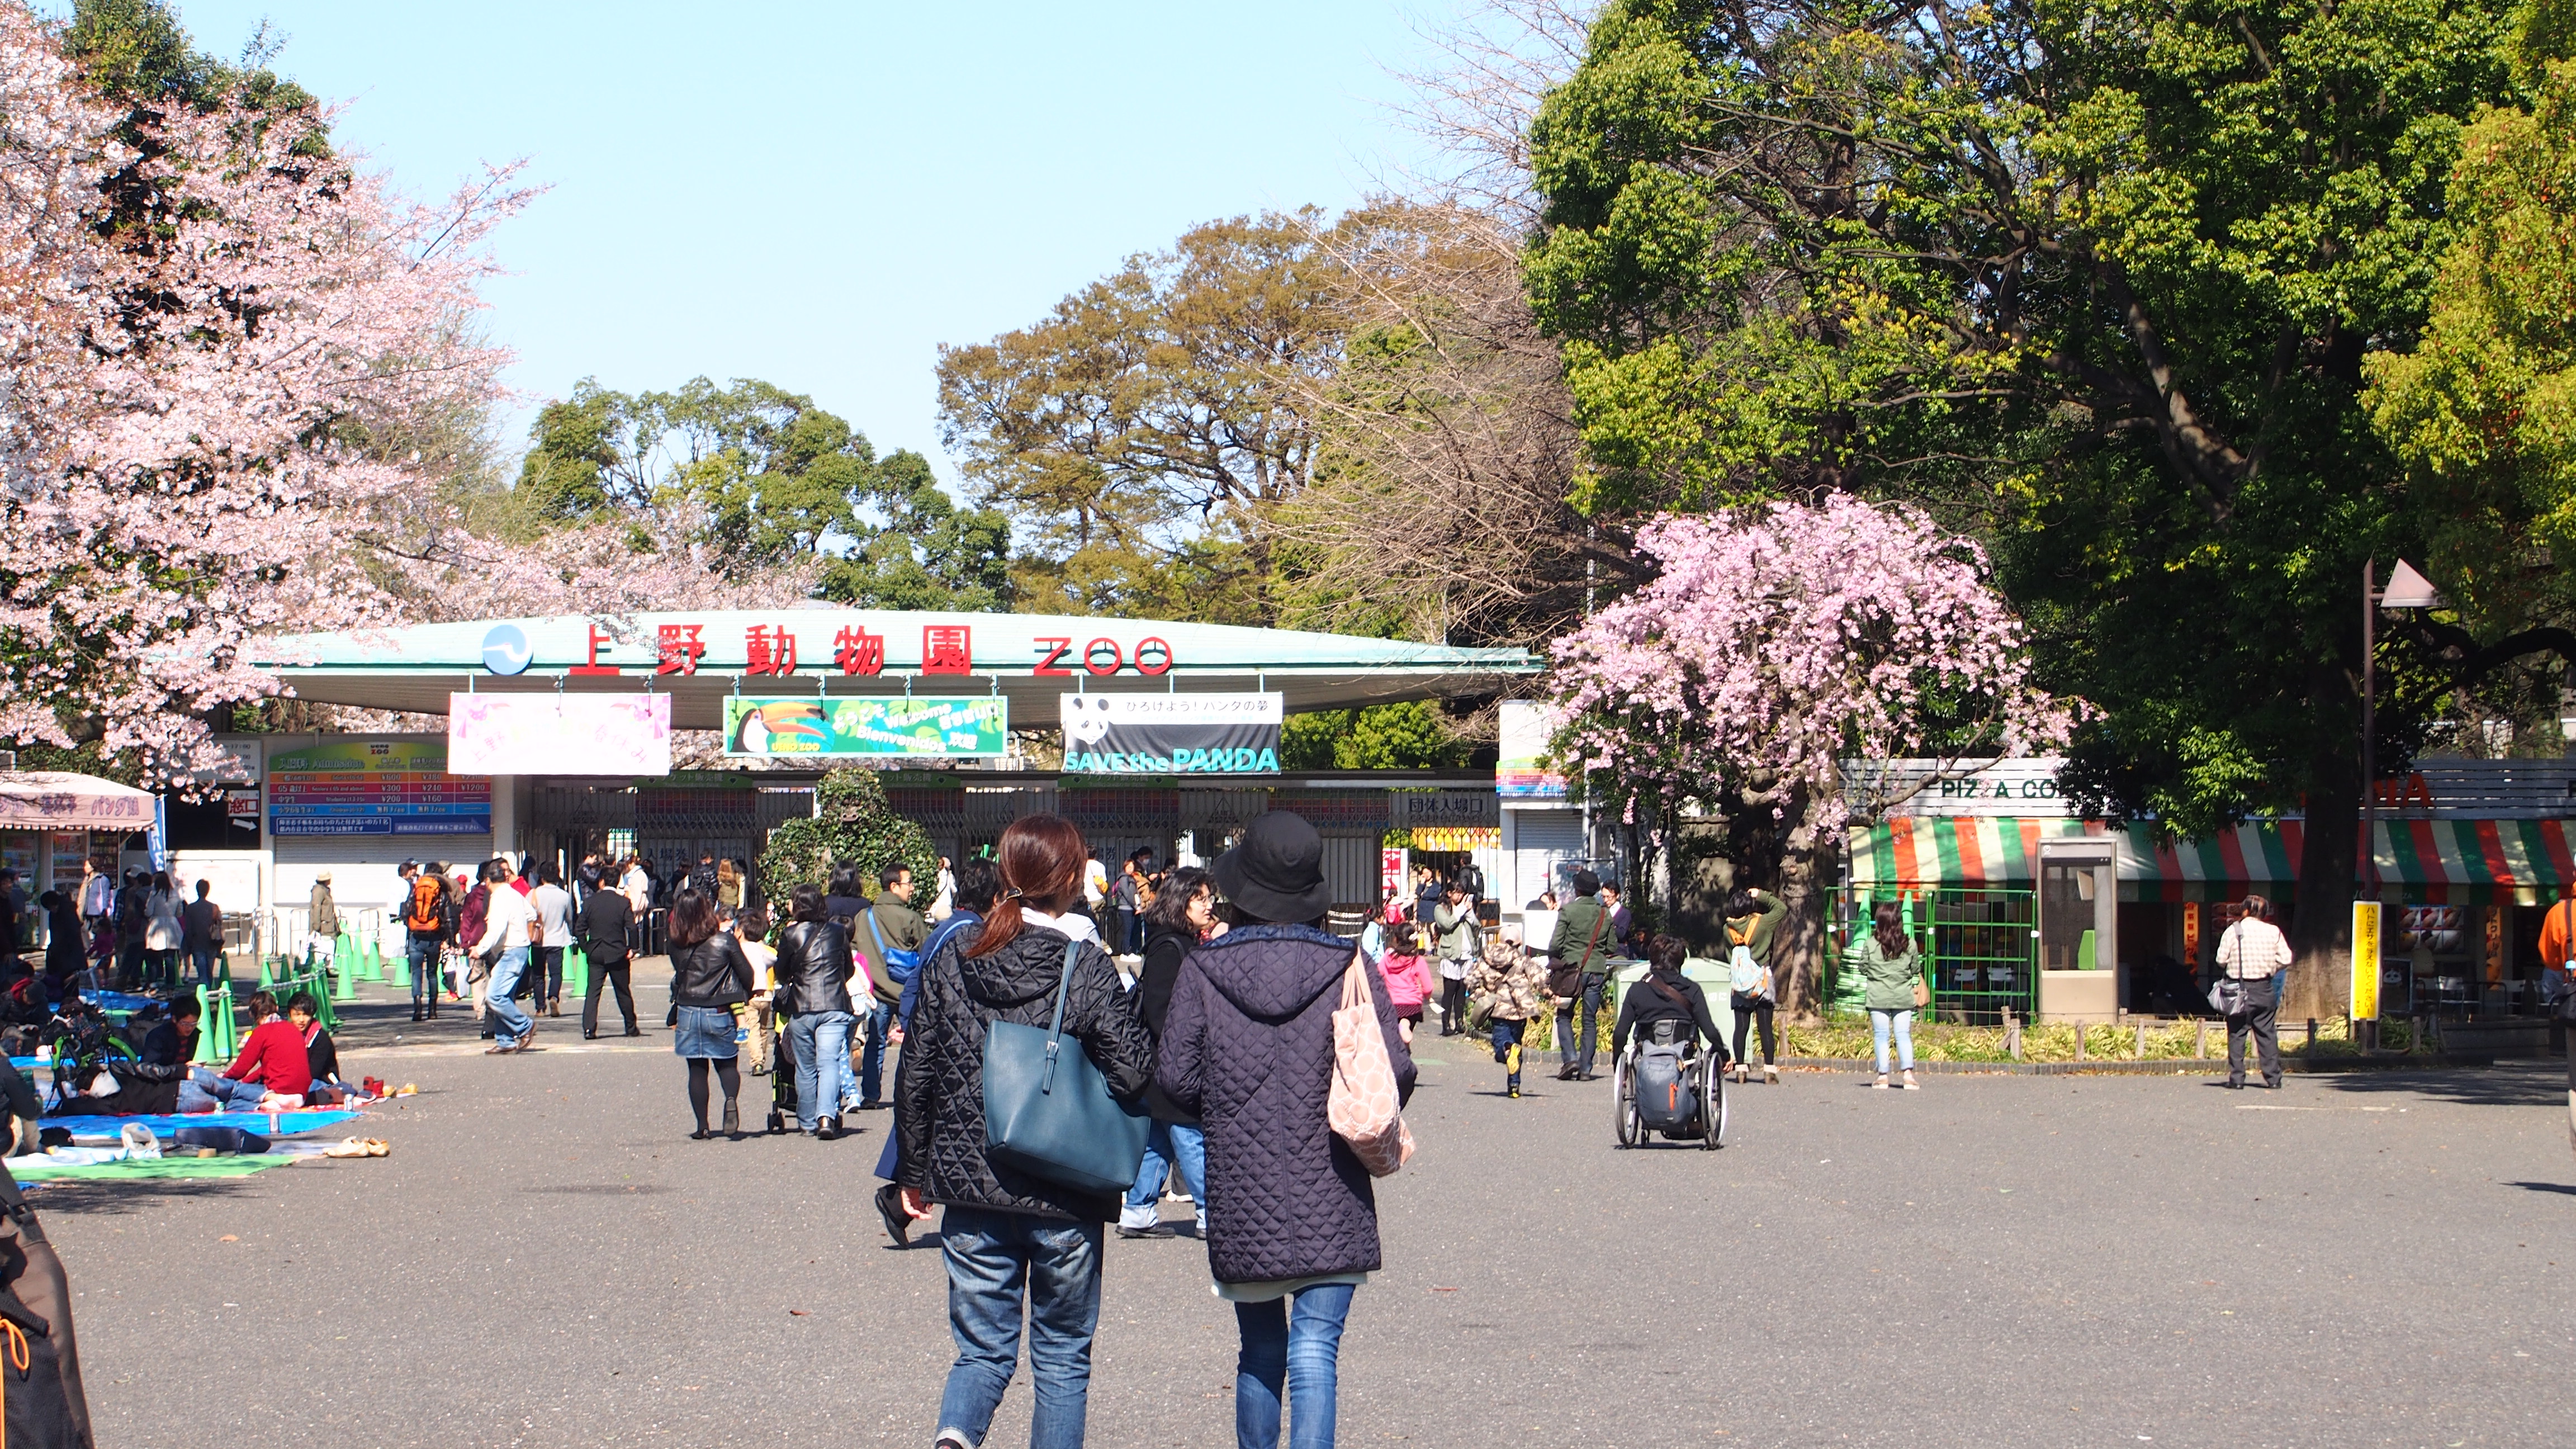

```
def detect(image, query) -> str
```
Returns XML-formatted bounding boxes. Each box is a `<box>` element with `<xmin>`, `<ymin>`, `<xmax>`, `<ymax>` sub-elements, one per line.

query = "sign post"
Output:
<box><xmin>2351</xmin><ymin>900</ymin><xmax>2383</xmax><ymax>1045</ymax></box>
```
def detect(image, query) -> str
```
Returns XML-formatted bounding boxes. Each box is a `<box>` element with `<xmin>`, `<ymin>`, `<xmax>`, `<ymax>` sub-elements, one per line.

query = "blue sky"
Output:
<box><xmin>150</xmin><ymin>1</ymin><xmax>1453</xmax><ymax>478</ymax></box>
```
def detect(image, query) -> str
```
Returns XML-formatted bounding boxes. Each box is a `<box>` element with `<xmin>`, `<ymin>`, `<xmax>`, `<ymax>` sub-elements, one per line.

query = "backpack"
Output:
<box><xmin>1726</xmin><ymin>918</ymin><xmax>1769</xmax><ymax>997</ymax></box>
<box><xmin>405</xmin><ymin>877</ymin><xmax>443</xmax><ymax>935</ymax></box>
<box><xmin>460</xmin><ymin>886</ymin><xmax>491</xmax><ymax>960</ymax></box>
<box><xmin>0</xmin><ymin>1168</ymin><xmax>93</xmax><ymax>1448</ymax></box>
<box><xmin>1457</xmin><ymin>862</ymin><xmax>1485</xmax><ymax>897</ymax></box>
<box><xmin>1632</xmin><ymin>1031</ymin><xmax>1698</xmax><ymax>1132</ymax></box>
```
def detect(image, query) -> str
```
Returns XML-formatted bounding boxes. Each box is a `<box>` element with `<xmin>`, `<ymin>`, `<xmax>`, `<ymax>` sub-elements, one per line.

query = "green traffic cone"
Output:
<box><xmin>361</xmin><ymin>937</ymin><xmax>383</xmax><ymax>982</ymax></box>
<box><xmin>255</xmin><ymin>955</ymin><xmax>274</xmax><ymax>989</ymax></box>
<box><xmin>565</xmin><ymin>945</ymin><xmax>589</xmax><ymax>1002</ymax></box>
<box><xmin>190</xmin><ymin>986</ymin><xmax>218</xmax><ymax>1064</ymax></box>
<box><xmin>331</xmin><ymin>953</ymin><xmax>357</xmax><ymax>1003</ymax></box>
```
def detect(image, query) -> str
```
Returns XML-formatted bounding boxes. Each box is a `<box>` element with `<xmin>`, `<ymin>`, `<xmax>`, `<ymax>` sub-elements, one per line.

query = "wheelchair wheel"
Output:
<box><xmin>1612</xmin><ymin>1052</ymin><xmax>1640</xmax><ymax>1147</ymax></box>
<box><xmin>1699</xmin><ymin>1053</ymin><xmax>1723</xmax><ymax>1149</ymax></box>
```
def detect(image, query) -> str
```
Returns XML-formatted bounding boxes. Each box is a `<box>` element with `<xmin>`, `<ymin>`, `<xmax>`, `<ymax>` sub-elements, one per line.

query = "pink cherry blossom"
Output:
<box><xmin>1549</xmin><ymin>496</ymin><xmax>2070</xmax><ymax>846</ymax></box>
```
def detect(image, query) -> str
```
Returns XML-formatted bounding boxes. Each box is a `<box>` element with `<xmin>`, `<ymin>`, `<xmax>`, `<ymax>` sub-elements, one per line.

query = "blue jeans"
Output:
<box><xmin>407</xmin><ymin>936</ymin><xmax>441</xmax><ymax>1006</ymax></box>
<box><xmin>1489</xmin><ymin>1017</ymin><xmax>1527</xmax><ymax>1088</ymax></box>
<box><xmin>179</xmin><ymin>1068</ymin><xmax>268</xmax><ymax>1112</ymax></box>
<box><xmin>188</xmin><ymin>947</ymin><xmax>216</xmax><ymax>984</ymax></box>
<box><xmin>785</xmin><ymin>1009</ymin><xmax>854</xmax><ymax>1130</ymax></box>
<box><xmin>857</xmin><ymin>998</ymin><xmax>894</xmax><ymax>1106</ymax></box>
<box><xmin>485</xmin><ymin>947</ymin><xmax>532</xmax><ymax>1046</ymax></box>
<box><xmin>1871</xmin><ymin>1007</ymin><xmax>1915</xmax><ymax>1073</ymax></box>
<box><xmin>1234</xmin><ymin>1281</ymin><xmax>1355</xmax><ymax>1449</ymax></box>
<box><xmin>937</xmin><ymin>1205</ymin><xmax>1103</xmax><ymax>1449</ymax></box>
<box><xmin>1120</xmin><ymin>1121</ymin><xmax>1207</xmax><ymax>1233</ymax></box>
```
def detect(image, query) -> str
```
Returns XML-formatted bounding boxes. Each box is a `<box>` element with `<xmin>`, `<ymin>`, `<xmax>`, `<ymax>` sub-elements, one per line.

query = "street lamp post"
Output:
<box><xmin>2362</xmin><ymin>557</ymin><xmax>2443</xmax><ymax>1051</ymax></box>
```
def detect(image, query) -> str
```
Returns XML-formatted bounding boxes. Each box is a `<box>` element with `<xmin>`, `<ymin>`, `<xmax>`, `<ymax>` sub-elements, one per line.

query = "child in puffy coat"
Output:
<box><xmin>1377</xmin><ymin>912</ymin><xmax>1435</xmax><ymax>1043</ymax></box>
<box><xmin>1466</xmin><ymin>926</ymin><xmax>1550</xmax><ymax>1098</ymax></box>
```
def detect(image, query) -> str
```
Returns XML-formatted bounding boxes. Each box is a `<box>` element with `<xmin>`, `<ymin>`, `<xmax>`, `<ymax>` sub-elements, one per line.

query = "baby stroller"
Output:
<box><xmin>1612</xmin><ymin>1018</ymin><xmax>1725</xmax><ymax>1149</ymax></box>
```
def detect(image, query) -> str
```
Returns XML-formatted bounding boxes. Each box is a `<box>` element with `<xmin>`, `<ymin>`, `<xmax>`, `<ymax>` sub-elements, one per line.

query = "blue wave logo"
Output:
<box><xmin>481</xmin><ymin>623</ymin><xmax>532</xmax><ymax>676</ymax></box>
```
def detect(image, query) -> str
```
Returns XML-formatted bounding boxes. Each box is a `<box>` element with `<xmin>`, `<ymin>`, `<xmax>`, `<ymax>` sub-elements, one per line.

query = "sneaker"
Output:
<box><xmin>1872</xmin><ymin>1074</ymin><xmax>1890</xmax><ymax>1089</ymax></box>
<box><xmin>1507</xmin><ymin>1084</ymin><xmax>1521</xmax><ymax>1098</ymax></box>
<box><xmin>1116</xmin><ymin>1223</ymin><xmax>1174</xmax><ymax>1240</ymax></box>
<box><xmin>1901</xmin><ymin>1070</ymin><xmax>1920</xmax><ymax>1090</ymax></box>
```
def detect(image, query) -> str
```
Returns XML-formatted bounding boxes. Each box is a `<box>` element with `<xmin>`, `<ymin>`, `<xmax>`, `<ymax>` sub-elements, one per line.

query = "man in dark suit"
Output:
<box><xmin>577</xmin><ymin>882</ymin><xmax>638</xmax><ymax>1038</ymax></box>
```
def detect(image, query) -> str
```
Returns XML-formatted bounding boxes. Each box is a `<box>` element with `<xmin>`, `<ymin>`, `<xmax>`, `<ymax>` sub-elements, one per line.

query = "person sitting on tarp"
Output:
<box><xmin>179</xmin><ymin>991</ymin><xmax>310</xmax><ymax>1112</ymax></box>
<box><xmin>44</xmin><ymin>998</ymin><xmax>194</xmax><ymax>1117</ymax></box>
<box><xmin>288</xmin><ymin>991</ymin><xmax>343</xmax><ymax>1096</ymax></box>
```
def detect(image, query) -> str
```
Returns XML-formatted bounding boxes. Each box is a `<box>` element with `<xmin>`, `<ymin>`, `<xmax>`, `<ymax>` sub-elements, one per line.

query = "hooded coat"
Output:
<box><xmin>893</xmin><ymin>919</ymin><xmax>1153</xmax><ymax>1223</ymax></box>
<box><xmin>1156</xmin><ymin>924</ymin><xmax>1417</xmax><ymax>1285</ymax></box>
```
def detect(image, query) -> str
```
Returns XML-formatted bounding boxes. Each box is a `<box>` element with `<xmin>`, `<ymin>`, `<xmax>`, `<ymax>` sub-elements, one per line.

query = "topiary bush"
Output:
<box><xmin>760</xmin><ymin>766</ymin><xmax>937</xmax><ymax>903</ymax></box>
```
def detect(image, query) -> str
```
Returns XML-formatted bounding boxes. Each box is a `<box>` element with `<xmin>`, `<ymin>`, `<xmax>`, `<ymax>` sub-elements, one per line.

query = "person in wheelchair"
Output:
<box><xmin>1612</xmin><ymin>936</ymin><xmax>1732</xmax><ymax>1146</ymax></box>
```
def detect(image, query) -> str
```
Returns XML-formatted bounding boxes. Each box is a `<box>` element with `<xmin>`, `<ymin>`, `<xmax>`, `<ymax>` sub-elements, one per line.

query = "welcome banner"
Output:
<box><xmin>1059</xmin><ymin>693</ymin><xmax>1281</xmax><ymax>775</ymax></box>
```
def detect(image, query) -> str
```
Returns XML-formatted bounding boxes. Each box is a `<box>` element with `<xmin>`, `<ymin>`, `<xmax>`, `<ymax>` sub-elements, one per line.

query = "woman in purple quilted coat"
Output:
<box><xmin>1157</xmin><ymin>811</ymin><xmax>1415</xmax><ymax>1449</ymax></box>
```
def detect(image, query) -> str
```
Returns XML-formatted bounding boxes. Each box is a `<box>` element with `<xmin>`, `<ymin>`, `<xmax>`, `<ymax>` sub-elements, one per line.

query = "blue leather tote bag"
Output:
<box><xmin>983</xmin><ymin>939</ymin><xmax>1149</xmax><ymax>1195</ymax></box>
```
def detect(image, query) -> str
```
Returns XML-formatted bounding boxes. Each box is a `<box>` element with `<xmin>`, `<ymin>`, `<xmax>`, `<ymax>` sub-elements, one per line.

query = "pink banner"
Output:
<box><xmin>447</xmin><ymin>693</ymin><xmax>671</xmax><ymax>776</ymax></box>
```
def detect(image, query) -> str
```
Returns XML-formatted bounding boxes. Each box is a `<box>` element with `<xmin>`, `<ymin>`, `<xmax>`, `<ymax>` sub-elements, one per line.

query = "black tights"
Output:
<box><xmin>685</xmin><ymin>1057</ymin><xmax>741</xmax><ymax>1131</ymax></box>
<box><xmin>1730</xmin><ymin>995</ymin><xmax>1777</xmax><ymax>1066</ymax></box>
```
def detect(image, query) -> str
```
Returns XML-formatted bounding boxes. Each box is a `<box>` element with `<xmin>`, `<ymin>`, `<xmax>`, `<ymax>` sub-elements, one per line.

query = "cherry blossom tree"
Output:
<box><xmin>1550</xmin><ymin>494</ymin><xmax>2070</xmax><ymax>1012</ymax></box>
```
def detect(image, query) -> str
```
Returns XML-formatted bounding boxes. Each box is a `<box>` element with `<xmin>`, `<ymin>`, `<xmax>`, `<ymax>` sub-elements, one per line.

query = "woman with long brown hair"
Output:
<box><xmin>1855</xmin><ymin>900</ymin><xmax>1925</xmax><ymax>1090</ymax></box>
<box><xmin>892</xmin><ymin>815</ymin><xmax>1153</xmax><ymax>1449</ymax></box>
<box><xmin>666</xmin><ymin>887</ymin><xmax>754</xmax><ymax>1139</ymax></box>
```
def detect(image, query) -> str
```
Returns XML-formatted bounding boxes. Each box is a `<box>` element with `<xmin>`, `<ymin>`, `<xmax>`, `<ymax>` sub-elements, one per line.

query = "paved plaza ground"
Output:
<box><xmin>32</xmin><ymin>979</ymin><xmax>2576</xmax><ymax>1447</ymax></box>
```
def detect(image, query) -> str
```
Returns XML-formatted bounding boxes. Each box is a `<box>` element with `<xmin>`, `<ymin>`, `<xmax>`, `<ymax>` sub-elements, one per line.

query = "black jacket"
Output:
<box><xmin>1611</xmin><ymin>971</ymin><xmax>1728</xmax><ymax>1058</ymax></box>
<box><xmin>893</xmin><ymin>922</ymin><xmax>1153</xmax><ymax>1223</ymax></box>
<box><xmin>577</xmin><ymin>890</ymin><xmax>632</xmax><ymax>965</ymax></box>
<box><xmin>771</xmin><ymin>920</ymin><xmax>854</xmax><ymax>1017</ymax></box>
<box><xmin>1135</xmin><ymin>922</ymin><xmax>1200</xmax><ymax>1124</ymax></box>
<box><xmin>1157</xmin><ymin>924</ymin><xmax>1415</xmax><ymax>1284</ymax></box>
<box><xmin>670</xmin><ymin>934</ymin><xmax>752</xmax><ymax>1009</ymax></box>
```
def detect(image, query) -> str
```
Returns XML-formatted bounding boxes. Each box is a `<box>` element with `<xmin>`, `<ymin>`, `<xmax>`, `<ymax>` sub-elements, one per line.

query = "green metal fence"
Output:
<box><xmin>1829</xmin><ymin>887</ymin><xmax>2037</xmax><ymax>1025</ymax></box>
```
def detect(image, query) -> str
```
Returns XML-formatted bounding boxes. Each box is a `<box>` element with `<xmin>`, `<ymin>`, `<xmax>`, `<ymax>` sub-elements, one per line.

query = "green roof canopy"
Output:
<box><xmin>253</xmin><ymin>609</ymin><xmax>1537</xmax><ymax>731</ymax></box>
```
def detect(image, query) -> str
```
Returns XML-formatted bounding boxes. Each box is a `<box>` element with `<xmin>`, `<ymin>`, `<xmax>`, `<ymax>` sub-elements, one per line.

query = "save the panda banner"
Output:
<box><xmin>1059</xmin><ymin>693</ymin><xmax>1281</xmax><ymax>775</ymax></box>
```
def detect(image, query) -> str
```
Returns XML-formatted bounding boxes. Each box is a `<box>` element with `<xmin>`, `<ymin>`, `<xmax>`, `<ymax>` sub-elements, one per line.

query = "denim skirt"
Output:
<box><xmin>673</xmin><ymin>1004</ymin><xmax>740</xmax><ymax>1059</ymax></box>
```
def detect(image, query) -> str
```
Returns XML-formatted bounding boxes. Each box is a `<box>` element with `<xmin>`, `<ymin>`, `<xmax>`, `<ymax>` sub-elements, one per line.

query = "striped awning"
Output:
<box><xmin>1848</xmin><ymin>816</ymin><xmax>2576</xmax><ymax>904</ymax></box>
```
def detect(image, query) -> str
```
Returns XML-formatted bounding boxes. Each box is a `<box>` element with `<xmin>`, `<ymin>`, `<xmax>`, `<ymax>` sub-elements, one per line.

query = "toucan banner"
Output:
<box><xmin>1059</xmin><ymin>693</ymin><xmax>1282</xmax><ymax>774</ymax></box>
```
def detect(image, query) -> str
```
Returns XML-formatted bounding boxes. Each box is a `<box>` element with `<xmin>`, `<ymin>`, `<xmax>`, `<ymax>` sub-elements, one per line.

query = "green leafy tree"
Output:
<box><xmin>1525</xmin><ymin>0</ymin><xmax>2558</xmax><ymax>1015</ymax></box>
<box><xmin>2365</xmin><ymin>7</ymin><xmax>2576</xmax><ymax>706</ymax></box>
<box><xmin>936</xmin><ymin>211</ymin><xmax>1353</xmax><ymax>622</ymax></box>
<box><xmin>759</xmin><ymin>768</ymin><xmax>937</xmax><ymax>905</ymax></box>
<box><xmin>510</xmin><ymin>377</ymin><xmax>1009</xmax><ymax>603</ymax></box>
<box><xmin>1280</xmin><ymin>703</ymin><xmax>1472</xmax><ymax>770</ymax></box>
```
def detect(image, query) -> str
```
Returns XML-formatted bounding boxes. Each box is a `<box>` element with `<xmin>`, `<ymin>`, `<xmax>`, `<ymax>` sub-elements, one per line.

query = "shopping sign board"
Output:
<box><xmin>722</xmin><ymin>696</ymin><xmax>1008</xmax><ymax>757</ymax></box>
<box><xmin>1059</xmin><ymin>693</ymin><xmax>1281</xmax><ymax>775</ymax></box>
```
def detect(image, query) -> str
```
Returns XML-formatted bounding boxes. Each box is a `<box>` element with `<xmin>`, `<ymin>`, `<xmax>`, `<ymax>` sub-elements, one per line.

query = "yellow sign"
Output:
<box><xmin>2351</xmin><ymin>901</ymin><xmax>2382</xmax><ymax>1020</ymax></box>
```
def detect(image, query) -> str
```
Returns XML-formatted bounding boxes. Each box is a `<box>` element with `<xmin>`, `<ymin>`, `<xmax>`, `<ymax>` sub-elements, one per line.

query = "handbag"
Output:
<box><xmin>1911</xmin><ymin>976</ymin><xmax>1930</xmax><ymax>1010</ymax></box>
<box><xmin>1327</xmin><ymin>950</ymin><xmax>1415</xmax><ymax>1177</ymax></box>
<box><xmin>1548</xmin><ymin>906</ymin><xmax>1609</xmax><ymax>999</ymax></box>
<box><xmin>982</xmin><ymin>938</ymin><xmax>1150</xmax><ymax>1196</ymax></box>
<box><xmin>865</xmin><ymin>909</ymin><xmax>924</xmax><ymax>997</ymax></box>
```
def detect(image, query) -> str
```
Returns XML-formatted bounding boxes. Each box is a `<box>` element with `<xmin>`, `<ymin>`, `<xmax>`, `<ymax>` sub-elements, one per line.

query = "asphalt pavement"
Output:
<box><xmin>34</xmin><ymin>978</ymin><xmax>2576</xmax><ymax>1447</ymax></box>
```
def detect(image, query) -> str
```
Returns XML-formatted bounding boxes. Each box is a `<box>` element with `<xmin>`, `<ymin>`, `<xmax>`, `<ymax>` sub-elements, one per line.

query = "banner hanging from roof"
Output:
<box><xmin>722</xmin><ymin>696</ymin><xmax>1007</xmax><ymax>757</ymax></box>
<box><xmin>449</xmin><ymin>693</ymin><xmax>672</xmax><ymax>776</ymax></box>
<box><xmin>1497</xmin><ymin>700</ymin><xmax>1566</xmax><ymax>799</ymax></box>
<box><xmin>1059</xmin><ymin>693</ymin><xmax>1280</xmax><ymax>775</ymax></box>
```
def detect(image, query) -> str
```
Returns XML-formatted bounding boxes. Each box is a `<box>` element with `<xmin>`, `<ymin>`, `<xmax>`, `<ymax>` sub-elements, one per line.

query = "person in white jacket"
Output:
<box><xmin>2214</xmin><ymin>893</ymin><xmax>2294</xmax><ymax>1090</ymax></box>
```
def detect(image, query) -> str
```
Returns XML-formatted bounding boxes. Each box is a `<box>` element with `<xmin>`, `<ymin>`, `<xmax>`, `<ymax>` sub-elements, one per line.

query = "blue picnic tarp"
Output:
<box><xmin>44</xmin><ymin>1110</ymin><xmax>360</xmax><ymax>1140</ymax></box>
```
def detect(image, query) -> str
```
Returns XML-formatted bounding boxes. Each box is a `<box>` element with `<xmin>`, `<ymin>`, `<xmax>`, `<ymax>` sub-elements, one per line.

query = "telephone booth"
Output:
<box><xmin>2037</xmin><ymin>836</ymin><xmax>2119</xmax><ymax>1022</ymax></box>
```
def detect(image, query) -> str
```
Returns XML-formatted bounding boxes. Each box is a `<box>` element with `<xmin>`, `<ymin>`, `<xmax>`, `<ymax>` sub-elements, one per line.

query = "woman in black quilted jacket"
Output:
<box><xmin>1157</xmin><ymin>811</ymin><xmax>1415</xmax><ymax>1449</ymax></box>
<box><xmin>893</xmin><ymin>815</ymin><xmax>1152</xmax><ymax>1449</ymax></box>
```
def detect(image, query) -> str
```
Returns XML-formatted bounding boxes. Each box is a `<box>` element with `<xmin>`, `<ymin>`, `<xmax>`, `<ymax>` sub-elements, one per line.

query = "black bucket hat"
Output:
<box><xmin>1211</xmin><ymin>811</ymin><xmax>1333</xmax><ymax>924</ymax></box>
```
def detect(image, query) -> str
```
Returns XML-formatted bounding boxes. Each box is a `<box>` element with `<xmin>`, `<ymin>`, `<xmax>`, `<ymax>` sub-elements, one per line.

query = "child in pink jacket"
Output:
<box><xmin>1378</xmin><ymin>911</ymin><xmax>1436</xmax><ymax>1044</ymax></box>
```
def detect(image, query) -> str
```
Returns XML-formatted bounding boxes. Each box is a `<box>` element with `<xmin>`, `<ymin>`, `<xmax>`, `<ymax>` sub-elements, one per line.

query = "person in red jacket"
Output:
<box><xmin>178</xmin><ymin>991</ymin><xmax>311</xmax><ymax>1111</ymax></box>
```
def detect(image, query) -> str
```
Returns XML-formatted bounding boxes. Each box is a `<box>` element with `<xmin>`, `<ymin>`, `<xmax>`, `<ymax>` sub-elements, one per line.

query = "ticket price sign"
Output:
<box><xmin>268</xmin><ymin>740</ymin><xmax>491</xmax><ymax>837</ymax></box>
<box><xmin>2351</xmin><ymin>900</ymin><xmax>2382</xmax><ymax>1021</ymax></box>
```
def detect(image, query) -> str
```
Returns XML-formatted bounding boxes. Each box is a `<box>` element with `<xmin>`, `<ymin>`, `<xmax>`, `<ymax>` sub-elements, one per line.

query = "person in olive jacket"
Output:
<box><xmin>770</xmin><ymin>884</ymin><xmax>855</xmax><ymax>1139</ymax></box>
<box><xmin>1853</xmin><ymin>899</ymin><xmax>1926</xmax><ymax>1091</ymax></box>
<box><xmin>1157</xmin><ymin>811</ymin><xmax>1416</xmax><ymax>1449</ymax></box>
<box><xmin>892</xmin><ymin>816</ymin><xmax>1152</xmax><ymax>1449</ymax></box>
